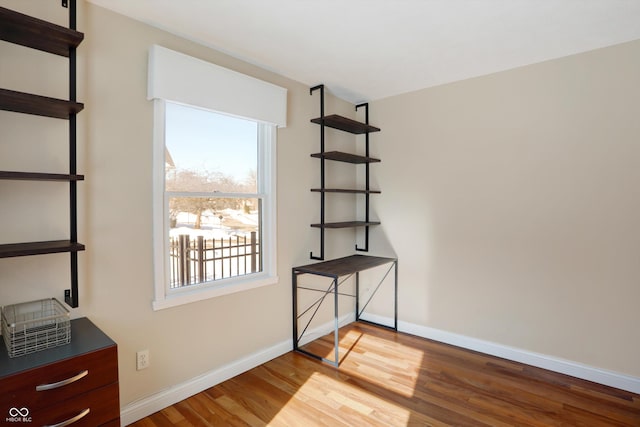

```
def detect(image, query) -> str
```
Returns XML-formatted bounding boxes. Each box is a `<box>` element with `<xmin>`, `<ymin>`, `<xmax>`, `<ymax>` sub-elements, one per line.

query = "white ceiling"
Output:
<box><xmin>87</xmin><ymin>0</ymin><xmax>640</xmax><ymax>103</ymax></box>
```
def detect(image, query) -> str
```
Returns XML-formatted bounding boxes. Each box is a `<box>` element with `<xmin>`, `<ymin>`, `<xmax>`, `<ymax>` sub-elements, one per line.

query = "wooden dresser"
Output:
<box><xmin>0</xmin><ymin>318</ymin><xmax>120</xmax><ymax>426</ymax></box>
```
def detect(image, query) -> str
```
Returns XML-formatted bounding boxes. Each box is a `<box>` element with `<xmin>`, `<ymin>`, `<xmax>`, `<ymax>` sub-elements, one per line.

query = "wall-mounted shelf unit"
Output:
<box><xmin>309</xmin><ymin>84</ymin><xmax>381</xmax><ymax>260</ymax></box>
<box><xmin>0</xmin><ymin>2</ymin><xmax>84</xmax><ymax>307</ymax></box>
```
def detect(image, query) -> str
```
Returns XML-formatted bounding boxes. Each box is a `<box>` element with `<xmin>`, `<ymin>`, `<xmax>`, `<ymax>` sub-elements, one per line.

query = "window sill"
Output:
<box><xmin>152</xmin><ymin>274</ymin><xmax>279</xmax><ymax>311</ymax></box>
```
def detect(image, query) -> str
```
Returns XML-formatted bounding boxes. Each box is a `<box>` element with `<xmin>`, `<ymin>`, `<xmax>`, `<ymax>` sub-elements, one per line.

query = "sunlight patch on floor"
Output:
<box><xmin>301</xmin><ymin>327</ymin><xmax>426</xmax><ymax>400</ymax></box>
<box><xmin>342</xmin><ymin>333</ymin><xmax>425</xmax><ymax>399</ymax></box>
<box><xmin>271</xmin><ymin>371</ymin><xmax>411</xmax><ymax>426</ymax></box>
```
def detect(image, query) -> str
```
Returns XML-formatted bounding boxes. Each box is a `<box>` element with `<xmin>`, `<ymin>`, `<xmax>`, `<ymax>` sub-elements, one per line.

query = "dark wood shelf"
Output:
<box><xmin>0</xmin><ymin>6</ymin><xmax>84</xmax><ymax>57</ymax></box>
<box><xmin>0</xmin><ymin>240</ymin><xmax>85</xmax><ymax>258</ymax></box>
<box><xmin>311</xmin><ymin>221</ymin><xmax>381</xmax><ymax>229</ymax></box>
<box><xmin>0</xmin><ymin>171</ymin><xmax>84</xmax><ymax>181</ymax></box>
<box><xmin>294</xmin><ymin>254</ymin><xmax>396</xmax><ymax>278</ymax></box>
<box><xmin>0</xmin><ymin>88</ymin><xmax>84</xmax><ymax>119</ymax></box>
<box><xmin>311</xmin><ymin>151</ymin><xmax>380</xmax><ymax>164</ymax></box>
<box><xmin>311</xmin><ymin>114</ymin><xmax>380</xmax><ymax>134</ymax></box>
<box><xmin>311</xmin><ymin>188</ymin><xmax>381</xmax><ymax>194</ymax></box>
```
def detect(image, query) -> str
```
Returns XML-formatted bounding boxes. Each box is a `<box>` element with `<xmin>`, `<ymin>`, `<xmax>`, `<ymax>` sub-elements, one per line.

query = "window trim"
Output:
<box><xmin>152</xmin><ymin>99</ymin><xmax>278</xmax><ymax>311</ymax></box>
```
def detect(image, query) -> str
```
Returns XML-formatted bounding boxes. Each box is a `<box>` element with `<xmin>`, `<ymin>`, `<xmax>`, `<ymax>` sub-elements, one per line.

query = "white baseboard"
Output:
<box><xmin>120</xmin><ymin>340</ymin><xmax>292</xmax><ymax>426</ymax></box>
<box><xmin>121</xmin><ymin>313</ymin><xmax>354</xmax><ymax>425</ymax></box>
<box><xmin>122</xmin><ymin>314</ymin><xmax>640</xmax><ymax>425</ymax></box>
<box><xmin>360</xmin><ymin>313</ymin><xmax>640</xmax><ymax>394</ymax></box>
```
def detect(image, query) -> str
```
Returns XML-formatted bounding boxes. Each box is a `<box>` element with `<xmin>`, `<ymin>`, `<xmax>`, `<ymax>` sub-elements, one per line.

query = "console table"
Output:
<box><xmin>292</xmin><ymin>254</ymin><xmax>398</xmax><ymax>366</ymax></box>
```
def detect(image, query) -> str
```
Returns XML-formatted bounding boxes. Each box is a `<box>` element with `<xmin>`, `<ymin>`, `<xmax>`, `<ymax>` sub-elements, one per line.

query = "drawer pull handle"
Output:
<box><xmin>43</xmin><ymin>408</ymin><xmax>90</xmax><ymax>427</ymax></box>
<box><xmin>35</xmin><ymin>370</ymin><xmax>88</xmax><ymax>391</ymax></box>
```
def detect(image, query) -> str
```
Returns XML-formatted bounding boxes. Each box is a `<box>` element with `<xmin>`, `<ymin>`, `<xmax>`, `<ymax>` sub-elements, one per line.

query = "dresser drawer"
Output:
<box><xmin>0</xmin><ymin>345</ymin><xmax>117</xmax><ymax>411</ymax></box>
<box><xmin>35</xmin><ymin>382</ymin><xmax>120</xmax><ymax>427</ymax></box>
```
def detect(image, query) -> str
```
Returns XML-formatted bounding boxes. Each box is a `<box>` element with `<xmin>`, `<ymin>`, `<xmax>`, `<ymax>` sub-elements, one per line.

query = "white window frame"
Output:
<box><xmin>152</xmin><ymin>100</ymin><xmax>278</xmax><ymax>310</ymax></box>
<box><xmin>147</xmin><ymin>45</ymin><xmax>285</xmax><ymax>310</ymax></box>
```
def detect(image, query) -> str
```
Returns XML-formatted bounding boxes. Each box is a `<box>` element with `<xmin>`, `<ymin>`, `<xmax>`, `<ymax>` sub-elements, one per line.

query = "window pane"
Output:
<box><xmin>168</xmin><ymin>196</ymin><xmax>261</xmax><ymax>288</ymax></box>
<box><xmin>165</xmin><ymin>102</ymin><xmax>257</xmax><ymax>193</ymax></box>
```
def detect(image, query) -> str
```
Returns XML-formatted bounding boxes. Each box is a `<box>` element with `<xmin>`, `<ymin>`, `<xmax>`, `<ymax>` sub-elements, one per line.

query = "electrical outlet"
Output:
<box><xmin>136</xmin><ymin>349</ymin><xmax>150</xmax><ymax>370</ymax></box>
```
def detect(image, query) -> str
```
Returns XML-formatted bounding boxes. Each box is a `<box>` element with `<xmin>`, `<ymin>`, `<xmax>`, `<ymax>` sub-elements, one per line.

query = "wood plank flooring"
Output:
<box><xmin>130</xmin><ymin>322</ymin><xmax>640</xmax><ymax>426</ymax></box>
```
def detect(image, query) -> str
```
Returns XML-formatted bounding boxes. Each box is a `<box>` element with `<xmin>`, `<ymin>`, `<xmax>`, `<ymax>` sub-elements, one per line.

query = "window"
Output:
<box><xmin>153</xmin><ymin>100</ymin><xmax>277</xmax><ymax>309</ymax></box>
<box><xmin>148</xmin><ymin>45</ymin><xmax>285</xmax><ymax>310</ymax></box>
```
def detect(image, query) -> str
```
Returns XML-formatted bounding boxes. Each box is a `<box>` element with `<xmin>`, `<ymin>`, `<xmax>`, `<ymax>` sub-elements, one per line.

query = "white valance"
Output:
<box><xmin>147</xmin><ymin>45</ymin><xmax>287</xmax><ymax>127</ymax></box>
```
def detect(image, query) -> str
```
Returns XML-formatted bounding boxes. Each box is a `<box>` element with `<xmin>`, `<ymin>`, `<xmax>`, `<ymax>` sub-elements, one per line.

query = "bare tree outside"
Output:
<box><xmin>166</xmin><ymin>169</ymin><xmax>256</xmax><ymax>229</ymax></box>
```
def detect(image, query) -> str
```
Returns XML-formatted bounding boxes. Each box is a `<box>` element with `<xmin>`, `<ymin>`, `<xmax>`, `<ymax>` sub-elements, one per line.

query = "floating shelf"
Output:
<box><xmin>311</xmin><ymin>114</ymin><xmax>380</xmax><ymax>134</ymax></box>
<box><xmin>311</xmin><ymin>151</ymin><xmax>380</xmax><ymax>164</ymax></box>
<box><xmin>0</xmin><ymin>171</ymin><xmax>85</xmax><ymax>181</ymax></box>
<box><xmin>311</xmin><ymin>221</ymin><xmax>381</xmax><ymax>229</ymax></box>
<box><xmin>0</xmin><ymin>6</ymin><xmax>84</xmax><ymax>57</ymax></box>
<box><xmin>311</xmin><ymin>188</ymin><xmax>380</xmax><ymax>194</ymax></box>
<box><xmin>0</xmin><ymin>89</ymin><xmax>84</xmax><ymax>119</ymax></box>
<box><xmin>0</xmin><ymin>240</ymin><xmax>85</xmax><ymax>259</ymax></box>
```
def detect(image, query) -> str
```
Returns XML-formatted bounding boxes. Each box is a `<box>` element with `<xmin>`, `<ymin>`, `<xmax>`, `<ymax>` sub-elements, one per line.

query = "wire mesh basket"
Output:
<box><xmin>1</xmin><ymin>298</ymin><xmax>71</xmax><ymax>358</ymax></box>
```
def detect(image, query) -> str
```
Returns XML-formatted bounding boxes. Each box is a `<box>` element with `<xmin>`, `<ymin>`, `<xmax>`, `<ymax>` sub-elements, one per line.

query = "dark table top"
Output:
<box><xmin>293</xmin><ymin>254</ymin><xmax>396</xmax><ymax>278</ymax></box>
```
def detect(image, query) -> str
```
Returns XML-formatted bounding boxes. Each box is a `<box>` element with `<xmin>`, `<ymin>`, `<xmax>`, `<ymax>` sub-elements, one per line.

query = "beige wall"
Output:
<box><xmin>0</xmin><ymin>0</ymin><xmax>357</xmax><ymax>407</ymax></box>
<box><xmin>370</xmin><ymin>39</ymin><xmax>640</xmax><ymax>377</ymax></box>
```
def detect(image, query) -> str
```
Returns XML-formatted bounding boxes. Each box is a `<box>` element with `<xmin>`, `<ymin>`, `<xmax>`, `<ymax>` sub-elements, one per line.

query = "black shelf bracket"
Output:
<box><xmin>310</xmin><ymin>84</ymin><xmax>325</xmax><ymax>260</ymax></box>
<box><xmin>355</xmin><ymin>102</ymin><xmax>371</xmax><ymax>253</ymax></box>
<box><xmin>66</xmin><ymin>0</ymin><xmax>79</xmax><ymax>307</ymax></box>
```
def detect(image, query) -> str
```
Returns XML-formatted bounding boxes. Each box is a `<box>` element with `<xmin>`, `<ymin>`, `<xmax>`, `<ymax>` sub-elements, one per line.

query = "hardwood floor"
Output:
<box><xmin>130</xmin><ymin>322</ymin><xmax>640</xmax><ymax>426</ymax></box>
